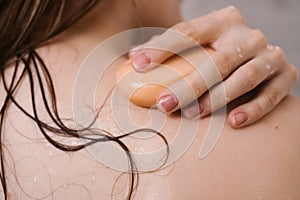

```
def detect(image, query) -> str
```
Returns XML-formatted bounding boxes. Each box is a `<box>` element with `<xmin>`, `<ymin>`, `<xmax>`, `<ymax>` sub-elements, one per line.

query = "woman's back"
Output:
<box><xmin>3</xmin><ymin>36</ymin><xmax>300</xmax><ymax>199</ymax></box>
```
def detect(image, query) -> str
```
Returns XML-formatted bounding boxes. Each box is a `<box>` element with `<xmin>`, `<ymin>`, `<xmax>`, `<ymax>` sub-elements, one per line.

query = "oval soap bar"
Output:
<box><xmin>116</xmin><ymin>47</ymin><xmax>215</xmax><ymax>107</ymax></box>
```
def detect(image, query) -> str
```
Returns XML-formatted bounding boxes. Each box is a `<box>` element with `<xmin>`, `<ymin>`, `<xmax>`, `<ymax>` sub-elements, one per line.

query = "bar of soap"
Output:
<box><xmin>116</xmin><ymin>47</ymin><xmax>214</xmax><ymax>107</ymax></box>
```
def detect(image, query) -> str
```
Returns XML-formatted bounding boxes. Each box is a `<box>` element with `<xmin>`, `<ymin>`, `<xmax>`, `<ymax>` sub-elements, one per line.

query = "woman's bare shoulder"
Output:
<box><xmin>166</xmin><ymin>95</ymin><xmax>300</xmax><ymax>199</ymax></box>
<box><xmin>243</xmin><ymin>95</ymin><xmax>300</xmax><ymax>133</ymax></box>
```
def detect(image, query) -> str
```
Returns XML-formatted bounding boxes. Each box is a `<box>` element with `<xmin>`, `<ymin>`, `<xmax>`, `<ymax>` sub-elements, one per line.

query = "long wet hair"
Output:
<box><xmin>0</xmin><ymin>0</ymin><xmax>168</xmax><ymax>199</ymax></box>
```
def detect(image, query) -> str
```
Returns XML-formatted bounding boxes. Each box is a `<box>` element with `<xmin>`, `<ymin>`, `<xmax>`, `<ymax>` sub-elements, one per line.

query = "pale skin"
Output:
<box><xmin>129</xmin><ymin>3</ymin><xmax>298</xmax><ymax>129</ymax></box>
<box><xmin>2</xmin><ymin>0</ymin><xmax>300</xmax><ymax>199</ymax></box>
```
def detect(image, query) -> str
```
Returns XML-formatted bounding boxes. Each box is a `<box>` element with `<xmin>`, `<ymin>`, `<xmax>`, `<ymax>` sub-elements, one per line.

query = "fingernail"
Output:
<box><xmin>133</xmin><ymin>52</ymin><xmax>151</xmax><ymax>71</ymax></box>
<box><xmin>184</xmin><ymin>104</ymin><xmax>204</xmax><ymax>118</ymax></box>
<box><xmin>232</xmin><ymin>112</ymin><xmax>248</xmax><ymax>127</ymax></box>
<box><xmin>157</xmin><ymin>95</ymin><xmax>178</xmax><ymax>113</ymax></box>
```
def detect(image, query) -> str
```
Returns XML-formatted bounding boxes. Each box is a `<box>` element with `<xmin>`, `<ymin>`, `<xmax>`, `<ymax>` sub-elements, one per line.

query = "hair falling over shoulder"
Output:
<box><xmin>0</xmin><ymin>1</ymin><xmax>168</xmax><ymax>199</ymax></box>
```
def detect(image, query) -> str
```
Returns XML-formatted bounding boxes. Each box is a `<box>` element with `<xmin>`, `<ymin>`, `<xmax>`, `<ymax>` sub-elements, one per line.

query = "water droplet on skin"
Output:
<box><xmin>236</xmin><ymin>46</ymin><xmax>242</xmax><ymax>52</ymax></box>
<box><xmin>265</xmin><ymin>64</ymin><xmax>275</xmax><ymax>75</ymax></box>
<box><xmin>33</xmin><ymin>177</ymin><xmax>37</xmax><ymax>182</ymax></box>
<box><xmin>135</xmin><ymin>146</ymin><xmax>145</xmax><ymax>154</ymax></box>
<box><xmin>267</xmin><ymin>44</ymin><xmax>274</xmax><ymax>50</ymax></box>
<box><xmin>238</xmin><ymin>53</ymin><xmax>243</xmax><ymax>58</ymax></box>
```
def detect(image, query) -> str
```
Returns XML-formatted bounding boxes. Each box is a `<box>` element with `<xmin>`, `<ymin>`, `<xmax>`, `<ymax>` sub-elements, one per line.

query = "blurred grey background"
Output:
<box><xmin>181</xmin><ymin>0</ymin><xmax>300</xmax><ymax>97</ymax></box>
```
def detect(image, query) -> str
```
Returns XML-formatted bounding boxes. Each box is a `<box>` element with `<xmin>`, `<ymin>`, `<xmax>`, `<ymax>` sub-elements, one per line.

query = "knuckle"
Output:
<box><xmin>289</xmin><ymin>64</ymin><xmax>298</xmax><ymax>82</ymax></box>
<box><xmin>247</xmin><ymin>29</ymin><xmax>267</xmax><ymax>48</ymax></box>
<box><xmin>241</xmin><ymin>66</ymin><xmax>258</xmax><ymax>89</ymax></box>
<box><xmin>189</xmin><ymin>72</ymin><xmax>206</xmax><ymax>95</ymax></box>
<box><xmin>267</xmin><ymin>46</ymin><xmax>287</xmax><ymax>67</ymax></box>
<box><xmin>272</xmin><ymin>46</ymin><xmax>285</xmax><ymax>60</ymax></box>
<box><xmin>214</xmin><ymin>53</ymin><xmax>232</xmax><ymax>78</ymax></box>
<box><xmin>266</xmin><ymin>87</ymin><xmax>281</xmax><ymax>107</ymax></box>
<box><xmin>221</xmin><ymin>6</ymin><xmax>244</xmax><ymax>23</ymax></box>
<box><xmin>228</xmin><ymin>5</ymin><xmax>239</xmax><ymax>12</ymax></box>
<box><xmin>252</xmin><ymin>102</ymin><xmax>265</xmax><ymax>120</ymax></box>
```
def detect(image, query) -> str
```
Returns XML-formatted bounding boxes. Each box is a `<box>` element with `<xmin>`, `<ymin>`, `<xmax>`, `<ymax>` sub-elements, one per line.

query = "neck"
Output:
<box><xmin>62</xmin><ymin>0</ymin><xmax>140</xmax><ymax>44</ymax></box>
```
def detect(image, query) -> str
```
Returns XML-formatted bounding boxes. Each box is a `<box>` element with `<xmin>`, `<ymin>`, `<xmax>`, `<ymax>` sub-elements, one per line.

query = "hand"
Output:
<box><xmin>128</xmin><ymin>6</ymin><xmax>298</xmax><ymax>128</ymax></box>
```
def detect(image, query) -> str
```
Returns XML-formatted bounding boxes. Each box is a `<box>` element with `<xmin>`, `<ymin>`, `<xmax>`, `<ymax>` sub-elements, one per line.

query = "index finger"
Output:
<box><xmin>156</xmin><ymin>54</ymin><xmax>222</xmax><ymax>113</ymax></box>
<box><xmin>129</xmin><ymin>6</ymin><xmax>243</xmax><ymax>72</ymax></box>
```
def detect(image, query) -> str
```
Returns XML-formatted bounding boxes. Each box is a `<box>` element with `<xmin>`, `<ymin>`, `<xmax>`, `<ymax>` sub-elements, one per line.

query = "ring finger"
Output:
<box><xmin>183</xmin><ymin>47</ymin><xmax>281</xmax><ymax>118</ymax></box>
